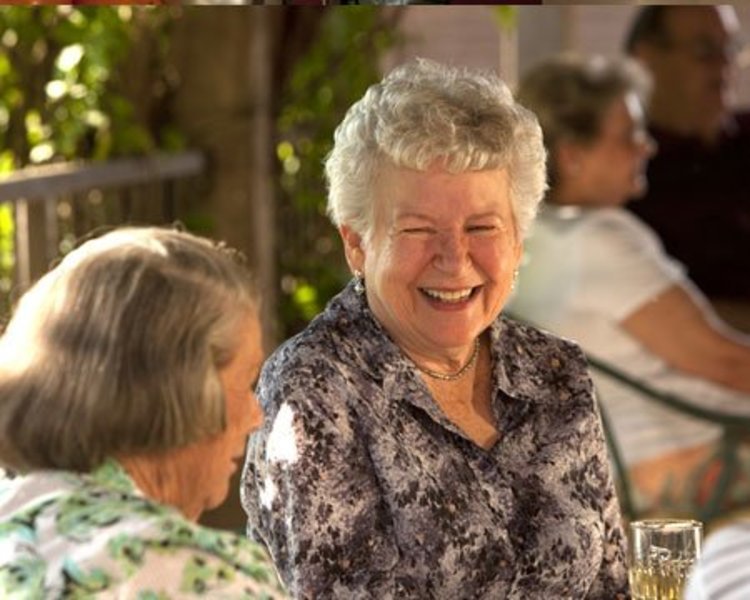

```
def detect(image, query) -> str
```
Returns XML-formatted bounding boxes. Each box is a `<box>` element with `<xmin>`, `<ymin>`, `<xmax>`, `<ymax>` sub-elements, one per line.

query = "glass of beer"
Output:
<box><xmin>629</xmin><ymin>519</ymin><xmax>703</xmax><ymax>600</ymax></box>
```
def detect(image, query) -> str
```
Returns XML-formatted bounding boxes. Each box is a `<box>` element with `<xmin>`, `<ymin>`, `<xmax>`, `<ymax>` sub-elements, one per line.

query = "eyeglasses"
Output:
<box><xmin>659</xmin><ymin>36</ymin><xmax>750</xmax><ymax>66</ymax></box>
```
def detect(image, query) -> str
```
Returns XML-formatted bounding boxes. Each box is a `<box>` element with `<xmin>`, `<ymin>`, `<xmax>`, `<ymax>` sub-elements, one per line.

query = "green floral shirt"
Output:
<box><xmin>0</xmin><ymin>460</ymin><xmax>286</xmax><ymax>599</ymax></box>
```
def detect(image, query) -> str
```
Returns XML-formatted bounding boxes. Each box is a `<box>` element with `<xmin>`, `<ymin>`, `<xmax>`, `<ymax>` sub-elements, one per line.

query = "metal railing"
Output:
<box><xmin>0</xmin><ymin>151</ymin><xmax>205</xmax><ymax>298</ymax></box>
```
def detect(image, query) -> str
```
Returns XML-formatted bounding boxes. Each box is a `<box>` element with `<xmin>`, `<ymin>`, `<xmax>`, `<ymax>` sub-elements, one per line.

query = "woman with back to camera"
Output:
<box><xmin>241</xmin><ymin>59</ymin><xmax>629</xmax><ymax>599</ymax></box>
<box><xmin>510</xmin><ymin>55</ymin><xmax>750</xmax><ymax>521</ymax></box>
<box><xmin>0</xmin><ymin>227</ymin><xmax>286</xmax><ymax>597</ymax></box>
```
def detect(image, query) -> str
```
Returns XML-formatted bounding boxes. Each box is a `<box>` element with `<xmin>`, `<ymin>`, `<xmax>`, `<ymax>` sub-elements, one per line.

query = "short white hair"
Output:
<box><xmin>325</xmin><ymin>58</ymin><xmax>547</xmax><ymax>241</ymax></box>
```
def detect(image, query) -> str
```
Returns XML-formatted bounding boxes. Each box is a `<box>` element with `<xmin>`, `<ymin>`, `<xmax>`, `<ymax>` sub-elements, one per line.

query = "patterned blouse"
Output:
<box><xmin>241</xmin><ymin>284</ymin><xmax>630</xmax><ymax>599</ymax></box>
<box><xmin>0</xmin><ymin>459</ymin><xmax>286</xmax><ymax>599</ymax></box>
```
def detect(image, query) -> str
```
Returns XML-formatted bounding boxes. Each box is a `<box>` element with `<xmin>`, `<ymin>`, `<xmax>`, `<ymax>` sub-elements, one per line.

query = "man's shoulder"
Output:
<box><xmin>648</xmin><ymin>110</ymin><xmax>750</xmax><ymax>147</ymax></box>
<box><xmin>733</xmin><ymin>110</ymin><xmax>750</xmax><ymax>135</ymax></box>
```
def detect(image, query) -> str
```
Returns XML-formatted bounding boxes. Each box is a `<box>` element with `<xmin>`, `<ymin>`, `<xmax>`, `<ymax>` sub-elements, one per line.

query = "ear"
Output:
<box><xmin>512</xmin><ymin>237</ymin><xmax>524</xmax><ymax>270</ymax></box>
<box><xmin>339</xmin><ymin>225</ymin><xmax>366</xmax><ymax>273</ymax></box>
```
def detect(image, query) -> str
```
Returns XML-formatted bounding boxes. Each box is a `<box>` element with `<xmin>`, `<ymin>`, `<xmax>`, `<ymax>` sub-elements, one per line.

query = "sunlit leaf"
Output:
<box><xmin>117</xmin><ymin>6</ymin><xmax>133</xmax><ymax>22</ymax></box>
<box><xmin>0</xmin><ymin>151</ymin><xmax>15</xmax><ymax>173</ymax></box>
<box><xmin>277</xmin><ymin>140</ymin><xmax>295</xmax><ymax>161</ymax></box>
<box><xmin>29</xmin><ymin>141</ymin><xmax>55</xmax><ymax>163</ymax></box>
<box><xmin>283</xmin><ymin>155</ymin><xmax>300</xmax><ymax>176</ymax></box>
<box><xmin>0</xmin><ymin>52</ymin><xmax>10</xmax><ymax>78</ymax></box>
<box><xmin>84</xmin><ymin>109</ymin><xmax>108</xmax><ymax>128</ymax></box>
<box><xmin>1</xmin><ymin>29</ymin><xmax>17</xmax><ymax>49</ymax></box>
<box><xmin>57</xmin><ymin>43</ymin><xmax>84</xmax><ymax>72</ymax></box>
<box><xmin>45</xmin><ymin>79</ymin><xmax>67</xmax><ymax>100</ymax></box>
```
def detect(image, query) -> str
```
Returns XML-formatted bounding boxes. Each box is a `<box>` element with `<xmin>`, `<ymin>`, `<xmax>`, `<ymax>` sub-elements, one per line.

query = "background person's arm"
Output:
<box><xmin>622</xmin><ymin>283</ymin><xmax>750</xmax><ymax>394</ymax></box>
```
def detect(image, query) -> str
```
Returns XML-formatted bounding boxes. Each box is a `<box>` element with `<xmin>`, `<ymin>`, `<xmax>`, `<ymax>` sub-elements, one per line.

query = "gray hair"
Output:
<box><xmin>0</xmin><ymin>227</ymin><xmax>258</xmax><ymax>473</ymax></box>
<box><xmin>325</xmin><ymin>58</ymin><xmax>547</xmax><ymax>241</ymax></box>
<box><xmin>516</xmin><ymin>54</ymin><xmax>651</xmax><ymax>183</ymax></box>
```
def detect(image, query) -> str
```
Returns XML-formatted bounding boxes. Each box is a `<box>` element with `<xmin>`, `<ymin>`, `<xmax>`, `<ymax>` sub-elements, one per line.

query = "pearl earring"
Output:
<box><xmin>353</xmin><ymin>270</ymin><xmax>365</xmax><ymax>295</ymax></box>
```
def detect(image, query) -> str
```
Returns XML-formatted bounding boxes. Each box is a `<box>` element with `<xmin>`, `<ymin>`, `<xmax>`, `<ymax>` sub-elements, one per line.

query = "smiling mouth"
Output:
<box><xmin>419</xmin><ymin>286</ymin><xmax>480</xmax><ymax>304</ymax></box>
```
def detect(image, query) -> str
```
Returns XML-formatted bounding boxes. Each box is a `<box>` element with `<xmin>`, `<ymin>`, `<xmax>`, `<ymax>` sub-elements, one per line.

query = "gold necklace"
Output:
<box><xmin>414</xmin><ymin>338</ymin><xmax>480</xmax><ymax>382</ymax></box>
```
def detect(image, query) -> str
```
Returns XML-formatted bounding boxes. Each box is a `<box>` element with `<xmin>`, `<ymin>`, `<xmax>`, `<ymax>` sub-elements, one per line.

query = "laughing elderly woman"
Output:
<box><xmin>241</xmin><ymin>59</ymin><xmax>629</xmax><ymax>599</ymax></box>
<box><xmin>0</xmin><ymin>227</ymin><xmax>285</xmax><ymax>598</ymax></box>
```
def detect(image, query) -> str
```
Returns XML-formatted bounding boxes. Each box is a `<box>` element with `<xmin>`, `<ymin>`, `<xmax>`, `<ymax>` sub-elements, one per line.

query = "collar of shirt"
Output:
<box><xmin>325</xmin><ymin>283</ymin><xmax>535</xmax><ymax>442</ymax></box>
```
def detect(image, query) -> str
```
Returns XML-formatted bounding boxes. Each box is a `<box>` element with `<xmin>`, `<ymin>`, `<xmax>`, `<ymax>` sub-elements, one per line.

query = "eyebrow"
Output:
<box><xmin>395</xmin><ymin>211</ymin><xmax>504</xmax><ymax>221</ymax></box>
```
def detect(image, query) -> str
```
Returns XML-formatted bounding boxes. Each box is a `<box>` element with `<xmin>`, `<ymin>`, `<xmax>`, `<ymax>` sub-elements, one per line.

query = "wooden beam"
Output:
<box><xmin>0</xmin><ymin>152</ymin><xmax>205</xmax><ymax>205</ymax></box>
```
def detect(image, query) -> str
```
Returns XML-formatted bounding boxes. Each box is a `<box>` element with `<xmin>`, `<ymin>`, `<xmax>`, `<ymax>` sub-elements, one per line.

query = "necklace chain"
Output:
<box><xmin>414</xmin><ymin>338</ymin><xmax>480</xmax><ymax>382</ymax></box>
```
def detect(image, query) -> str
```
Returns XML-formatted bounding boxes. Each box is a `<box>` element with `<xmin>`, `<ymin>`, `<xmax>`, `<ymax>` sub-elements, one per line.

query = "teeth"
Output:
<box><xmin>422</xmin><ymin>287</ymin><xmax>473</xmax><ymax>303</ymax></box>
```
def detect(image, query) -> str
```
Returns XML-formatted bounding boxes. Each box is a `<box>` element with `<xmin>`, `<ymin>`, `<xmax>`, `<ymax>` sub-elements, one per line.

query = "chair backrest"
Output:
<box><xmin>505</xmin><ymin>312</ymin><xmax>750</xmax><ymax>524</ymax></box>
<box><xmin>589</xmin><ymin>351</ymin><xmax>750</xmax><ymax>525</ymax></box>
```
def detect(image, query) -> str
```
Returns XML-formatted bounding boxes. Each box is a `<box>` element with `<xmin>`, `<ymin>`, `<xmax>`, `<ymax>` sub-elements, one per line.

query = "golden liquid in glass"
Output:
<box><xmin>629</xmin><ymin>561</ymin><xmax>692</xmax><ymax>600</ymax></box>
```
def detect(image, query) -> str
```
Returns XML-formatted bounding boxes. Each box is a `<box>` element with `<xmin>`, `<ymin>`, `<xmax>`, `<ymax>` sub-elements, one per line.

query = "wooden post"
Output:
<box><xmin>169</xmin><ymin>8</ymin><xmax>277</xmax><ymax>350</ymax></box>
<box><xmin>12</xmin><ymin>199</ymin><xmax>47</xmax><ymax>291</ymax></box>
<box><xmin>249</xmin><ymin>8</ymin><xmax>278</xmax><ymax>350</ymax></box>
<box><xmin>168</xmin><ymin>7</ymin><xmax>278</xmax><ymax>532</ymax></box>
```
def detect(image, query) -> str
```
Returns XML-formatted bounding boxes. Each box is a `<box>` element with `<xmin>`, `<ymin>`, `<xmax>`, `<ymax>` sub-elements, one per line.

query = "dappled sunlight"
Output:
<box><xmin>259</xmin><ymin>403</ymin><xmax>299</xmax><ymax>510</ymax></box>
<box><xmin>266</xmin><ymin>403</ymin><xmax>298</xmax><ymax>465</ymax></box>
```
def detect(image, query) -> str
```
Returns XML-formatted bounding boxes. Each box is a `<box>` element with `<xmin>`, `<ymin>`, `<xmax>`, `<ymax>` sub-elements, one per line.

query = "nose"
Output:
<box><xmin>433</xmin><ymin>229</ymin><xmax>470</xmax><ymax>273</ymax></box>
<box><xmin>634</xmin><ymin>130</ymin><xmax>657</xmax><ymax>160</ymax></box>
<box><xmin>642</xmin><ymin>135</ymin><xmax>657</xmax><ymax>159</ymax></box>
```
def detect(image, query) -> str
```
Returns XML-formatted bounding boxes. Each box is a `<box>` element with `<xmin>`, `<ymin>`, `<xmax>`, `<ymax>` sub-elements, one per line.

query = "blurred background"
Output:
<box><xmin>1</xmin><ymin>4</ymin><xmax>748</xmax><ymax>530</ymax></box>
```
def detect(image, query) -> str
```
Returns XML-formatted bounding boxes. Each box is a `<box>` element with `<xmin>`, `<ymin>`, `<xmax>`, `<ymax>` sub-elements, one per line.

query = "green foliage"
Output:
<box><xmin>0</xmin><ymin>204</ymin><xmax>13</xmax><ymax>317</ymax></box>
<box><xmin>0</xmin><ymin>7</ymin><xmax>400</xmax><ymax>338</ymax></box>
<box><xmin>0</xmin><ymin>6</ymin><xmax>170</xmax><ymax>168</ymax></box>
<box><xmin>0</xmin><ymin>6</ymin><xmax>178</xmax><ymax>302</ymax></box>
<box><xmin>276</xmin><ymin>7</ymin><xmax>400</xmax><ymax>337</ymax></box>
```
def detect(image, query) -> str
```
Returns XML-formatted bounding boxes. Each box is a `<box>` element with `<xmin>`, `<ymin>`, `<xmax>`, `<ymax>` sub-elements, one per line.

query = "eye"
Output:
<box><xmin>466</xmin><ymin>224</ymin><xmax>497</xmax><ymax>234</ymax></box>
<box><xmin>401</xmin><ymin>227</ymin><xmax>435</xmax><ymax>235</ymax></box>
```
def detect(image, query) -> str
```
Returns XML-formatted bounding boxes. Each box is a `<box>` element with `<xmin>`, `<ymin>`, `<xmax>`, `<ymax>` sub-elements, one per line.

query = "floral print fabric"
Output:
<box><xmin>0</xmin><ymin>459</ymin><xmax>286</xmax><ymax>599</ymax></box>
<box><xmin>241</xmin><ymin>283</ymin><xmax>629</xmax><ymax>599</ymax></box>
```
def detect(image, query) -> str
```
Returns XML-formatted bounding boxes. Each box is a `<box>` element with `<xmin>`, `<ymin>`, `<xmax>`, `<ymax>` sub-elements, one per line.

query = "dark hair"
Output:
<box><xmin>625</xmin><ymin>6</ymin><xmax>668</xmax><ymax>54</ymax></box>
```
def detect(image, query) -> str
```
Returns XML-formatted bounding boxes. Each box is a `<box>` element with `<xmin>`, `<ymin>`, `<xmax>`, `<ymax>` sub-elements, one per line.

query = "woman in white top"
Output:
<box><xmin>510</xmin><ymin>55</ymin><xmax>750</xmax><ymax>520</ymax></box>
<box><xmin>685</xmin><ymin>520</ymin><xmax>750</xmax><ymax>600</ymax></box>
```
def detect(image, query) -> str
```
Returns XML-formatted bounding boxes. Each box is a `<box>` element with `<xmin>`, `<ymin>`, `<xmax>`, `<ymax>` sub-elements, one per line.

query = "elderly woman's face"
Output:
<box><xmin>569</xmin><ymin>92</ymin><xmax>654</xmax><ymax>206</ymax></box>
<box><xmin>344</xmin><ymin>164</ymin><xmax>522</xmax><ymax>357</ymax></box>
<box><xmin>177</xmin><ymin>311</ymin><xmax>265</xmax><ymax>517</ymax></box>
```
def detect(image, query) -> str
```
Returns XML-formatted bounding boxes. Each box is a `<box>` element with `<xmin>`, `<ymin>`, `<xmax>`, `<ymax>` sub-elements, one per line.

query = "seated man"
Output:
<box><xmin>625</xmin><ymin>5</ymin><xmax>750</xmax><ymax>327</ymax></box>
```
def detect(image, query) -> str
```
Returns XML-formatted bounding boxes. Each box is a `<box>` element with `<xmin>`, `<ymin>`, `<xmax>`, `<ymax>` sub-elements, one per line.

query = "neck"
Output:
<box><xmin>547</xmin><ymin>183</ymin><xmax>587</xmax><ymax>208</ymax></box>
<box><xmin>118</xmin><ymin>452</ymin><xmax>203</xmax><ymax>521</ymax></box>
<box><xmin>413</xmin><ymin>338</ymin><xmax>480</xmax><ymax>382</ymax></box>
